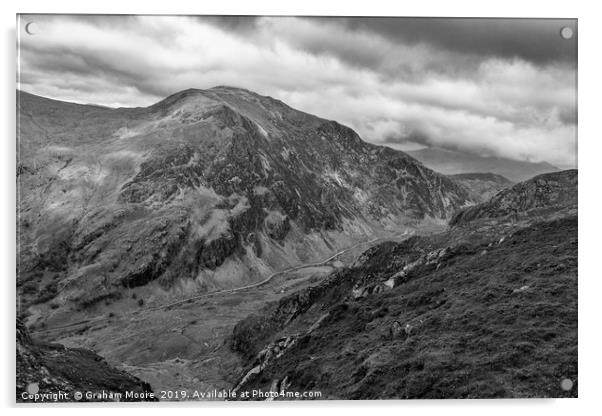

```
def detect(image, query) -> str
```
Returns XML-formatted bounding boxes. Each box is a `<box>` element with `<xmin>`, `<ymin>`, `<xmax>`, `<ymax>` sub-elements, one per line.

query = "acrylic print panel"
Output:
<box><xmin>16</xmin><ymin>15</ymin><xmax>577</xmax><ymax>402</ymax></box>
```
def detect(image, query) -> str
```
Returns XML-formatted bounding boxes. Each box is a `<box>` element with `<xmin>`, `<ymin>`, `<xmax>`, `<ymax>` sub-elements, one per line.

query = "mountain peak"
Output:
<box><xmin>152</xmin><ymin>86</ymin><xmax>270</xmax><ymax>106</ymax></box>
<box><xmin>210</xmin><ymin>85</ymin><xmax>257</xmax><ymax>93</ymax></box>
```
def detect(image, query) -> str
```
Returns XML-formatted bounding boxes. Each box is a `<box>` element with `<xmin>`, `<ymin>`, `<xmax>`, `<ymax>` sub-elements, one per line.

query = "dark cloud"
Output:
<box><xmin>338</xmin><ymin>17</ymin><xmax>577</xmax><ymax>66</ymax></box>
<box><xmin>199</xmin><ymin>15</ymin><xmax>261</xmax><ymax>32</ymax></box>
<box><xmin>383</xmin><ymin>128</ymin><xmax>495</xmax><ymax>157</ymax></box>
<box><xmin>199</xmin><ymin>17</ymin><xmax>576</xmax><ymax>74</ymax></box>
<box><xmin>198</xmin><ymin>16</ymin><xmax>577</xmax><ymax>66</ymax></box>
<box><xmin>17</xmin><ymin>15</ymin><xmax>577</xmax><ymax>167</ymax></box>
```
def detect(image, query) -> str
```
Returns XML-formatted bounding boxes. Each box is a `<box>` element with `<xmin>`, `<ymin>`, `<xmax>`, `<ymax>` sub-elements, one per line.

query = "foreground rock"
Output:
<box><xmin>16</xmin><ymin>319</ymin><xmax>155</xmax><ymax>402</ymax></box>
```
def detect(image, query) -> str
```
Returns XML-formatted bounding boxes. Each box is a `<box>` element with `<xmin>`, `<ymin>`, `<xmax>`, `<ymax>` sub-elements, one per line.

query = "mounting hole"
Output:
<box><xmin>25</xmin><ymin>21</ymin><xmax>38</xmax><ymax>35</ymax></box>
<box><xmin>560</xmin><ymin>26</ymin><xmax>574</xmax><ymax>40</ymax></box>
<box><xmin>26</xmin><ymin>382</ymin><xmax>39</xmax><ymax>394</ymax></box>
<box><xmin>560</xmin><ymin>378</ymin><xmax>574</xmax><ymax>391</ymax></box>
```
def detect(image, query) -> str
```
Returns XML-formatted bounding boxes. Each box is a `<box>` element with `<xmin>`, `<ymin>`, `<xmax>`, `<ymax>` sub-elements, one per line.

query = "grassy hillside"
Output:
<box><xmin>230</xmin><ymin>215</ymin><xmax>577</xmax><ymax>399</ymax></box>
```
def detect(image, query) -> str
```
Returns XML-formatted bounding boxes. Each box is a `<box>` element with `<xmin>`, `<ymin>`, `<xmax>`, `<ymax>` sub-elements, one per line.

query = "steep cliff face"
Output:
<box><xmin>16</xmin><ymin>319</ymin><xmax>155</xmax><ymax>402</ymax></box>
<box><xmin>229</xmin><ymin>171</ymin><xmax>577</xmax><ymax>399</ymax></box>
<box><xmin>17</xmin><ymin>87</ymin><xmax>472</xmax><ymax>312</ymax></box>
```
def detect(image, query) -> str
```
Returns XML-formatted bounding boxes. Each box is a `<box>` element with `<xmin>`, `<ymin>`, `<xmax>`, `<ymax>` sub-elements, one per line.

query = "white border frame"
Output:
<box><xmin>2</xmin><ymin>1</ymin><xmax>599</xmax><ymax>415</ymax></box>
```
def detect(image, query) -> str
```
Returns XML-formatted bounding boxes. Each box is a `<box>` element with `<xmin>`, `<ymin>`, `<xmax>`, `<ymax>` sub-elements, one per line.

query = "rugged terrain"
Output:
<box><xmin>229</xmin><ymin>170</ymin><xmax>577</xmax><ymax>399</ymax></box>
<box><xmin>451</xmin><ymin>169</ymin><xmax>577</xmax><ymax>226</ymax></box>
<box><xmin>450</xmin><ymin>172</ymin><xmax>513</xmax><ymax>202</ymax></box>
<box><xmin>408</xmin><ymin>147</ymin><xmax>559</xmax><ymax>182</ymax></box>
<box><xmin>17</xmin><ymin>319</ymin><xmax>155</xmax><ymax>402</ymax></box>
<box><xmin>17</xmin><ymin>87</ymin><xmax>576</xmax><ymax>401</ymax></box>
<box><xmin>18</xmin><ymin>87</ymin><xmax>477</xmax><ymax>400</ymax></box>
<box><xmin>18</xmin><ymin>87</ymin><xmax>472</xmax><ymax>328</ymax></box>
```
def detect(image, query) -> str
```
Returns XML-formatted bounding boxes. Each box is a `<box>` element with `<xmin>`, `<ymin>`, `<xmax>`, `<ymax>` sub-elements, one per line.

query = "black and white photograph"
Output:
<box><xmin>15</xmin><ymin>13</ymin><xmax>578</xmax><ymax>403</ymax></box>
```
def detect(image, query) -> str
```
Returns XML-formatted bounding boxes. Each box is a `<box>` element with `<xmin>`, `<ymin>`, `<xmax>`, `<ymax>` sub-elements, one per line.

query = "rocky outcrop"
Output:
<box><xmin>232</xmin><ymin>335</ymin><xmax>299</xmax><ymax>395</ymax></box>
<box><xmin>16</xmin><ymin>319</ymin><xmax>156</xmax><ymax>402</ymax></box>
<box><xmin>450</xmin><ymin>170</ymin><xmax>577</xmax><ymax>226</ymax></box>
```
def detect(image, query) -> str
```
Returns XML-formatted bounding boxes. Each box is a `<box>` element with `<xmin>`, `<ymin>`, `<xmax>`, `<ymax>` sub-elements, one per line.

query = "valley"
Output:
<box><xmin>33</xmin><ymin>228</ymin><xmax>422</xmax><ymax>397</ymax></box>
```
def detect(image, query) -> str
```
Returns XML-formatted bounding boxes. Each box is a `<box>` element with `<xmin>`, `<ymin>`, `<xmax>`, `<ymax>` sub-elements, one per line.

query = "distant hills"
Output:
<box><xmin>450</xmin><ymin>172</ymin><xmax>514</xmax><ymax>203</ymax></box>
<box><xmin>408</xmin><ymin>147</ymin><xmax>559</xmax><ymax>183</ymax></box>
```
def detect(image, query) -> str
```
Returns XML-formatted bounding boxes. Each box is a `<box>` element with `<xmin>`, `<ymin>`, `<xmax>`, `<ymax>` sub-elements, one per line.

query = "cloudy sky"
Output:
<box><xmin>17</xmin><ymin>15</ymin><xmax>577</xmax><ymax>167</ymax></box>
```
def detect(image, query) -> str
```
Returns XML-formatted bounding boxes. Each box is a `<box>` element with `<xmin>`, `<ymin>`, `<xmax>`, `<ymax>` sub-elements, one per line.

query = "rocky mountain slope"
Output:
<box><xmin>450</xmin><ymin>172</ymin><xmax>513</xmax><ymax>202</ymax></box>
<box><xmin>408</xmin><ymin>147</ymin><xmax>559</xmax><ymax>182</ymax></box>
<box><xmin>228</xmin><ymin>170</ymin><xmax>578</xmax><ymax>399</ymax></box>
<box><xmin>450</xmin><ymin>170</ymin><xmax>577</xmax><ymax>226</ymax></box>
<box><xmin>17</xmin><ymin>87</ymin><xmax>472</xmax><ymax>322</ymax></box>
<box><xmin>17</xmin><ymin>319</ymin><xmax>155</xmax><ymax>402</ymax></box>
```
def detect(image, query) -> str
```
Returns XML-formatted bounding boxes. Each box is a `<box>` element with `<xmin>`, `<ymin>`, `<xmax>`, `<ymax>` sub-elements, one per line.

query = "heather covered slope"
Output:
<box><xmin>229</xmin><ymin>172</ymin><xmax>578</xmax><ymax>400</ymax></box>
<box><xmin>231</xmin><ymin>217</ymin><xmax>577</xmax><ymax>399</ymax></box>
<box><xmin>17</xmin><ymin>87</ymin><xmax>472</xmax><ymax>317</ymax></box>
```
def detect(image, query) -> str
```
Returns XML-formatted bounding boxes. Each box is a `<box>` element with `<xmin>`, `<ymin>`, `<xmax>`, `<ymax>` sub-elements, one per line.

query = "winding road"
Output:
<box><xmin>32</xmin><ymin>233</ymin><xmax>406</xmax><ymax>336</ymax></box>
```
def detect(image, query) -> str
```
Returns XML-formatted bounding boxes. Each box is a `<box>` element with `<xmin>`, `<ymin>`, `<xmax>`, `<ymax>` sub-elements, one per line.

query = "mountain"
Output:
<box><xmin>450</xmin><ymin>170</ymin><xmax>577</xmax><ymax>226</ymax></box>
<box><xmin>450</xmin><ymin>172</ymin><xmax>513</xmax><ymax>202</ymax></box>
<box><xmin>229</xmin><ymin>170</ymin><xmax>577</xmax><ymax>399</ymax></box>
<box><xmin>408</xmin><ymin>147</ymin><xmax>559</xmax><ymax>182</ymax></box>
<box><xmin>17</xmin><ymin>87</ymin><xmax>472</xmax><ymax>322</ymax></box>
<box><xmin>17</xmin><ymin>319</ymin><xmax>155</xmax><ymax>402</ymax></box>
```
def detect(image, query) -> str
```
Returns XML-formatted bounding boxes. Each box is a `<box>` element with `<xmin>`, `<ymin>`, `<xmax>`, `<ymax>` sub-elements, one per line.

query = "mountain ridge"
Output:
<box><xmin>450</xmin><ymin>169</ymin><xmax>577</xmax><ymax>226</ymax></box>
<box><xmin>17</xmin><ymin>87</ymin><xmax>473</xmax><ymax>325</ymax></box>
